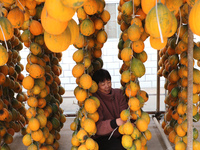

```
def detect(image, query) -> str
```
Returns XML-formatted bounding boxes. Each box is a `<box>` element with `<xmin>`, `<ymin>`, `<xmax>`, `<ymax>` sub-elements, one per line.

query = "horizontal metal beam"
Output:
<box><xmin>64</xmin><ymin>111</ymin><xmax>165</xmax><ymax>117</ymax></box>
<box><xmin>153</xmin><ymin>117</ymin><xmax>173</xmax><ymax>150</ymax></box>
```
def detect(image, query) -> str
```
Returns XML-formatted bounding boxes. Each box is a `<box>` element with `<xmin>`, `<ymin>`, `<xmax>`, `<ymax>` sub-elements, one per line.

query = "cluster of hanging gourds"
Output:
<box><xmin>116</xmin><ymin>0</ymin><xmax>154</xmax><ymax>149</ymax></box>
<box><xmin>156</xmin><ymin>0</ymin><xmax>200</xmax><ymax>150</ymax></box>
<box><xmin>69</xmin><ymin>0</ymin><xmax>112</xmax><ymax>149</ymax></box>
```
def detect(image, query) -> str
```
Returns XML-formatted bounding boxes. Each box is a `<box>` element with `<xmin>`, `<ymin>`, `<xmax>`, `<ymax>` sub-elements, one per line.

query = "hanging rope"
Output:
<box><xmin>131</xmin><ymin>0</ymin><xmax>140</xmax><ymax>18</ymax></box>
<box><xmin>108</xmin><ymin>127</ymin><xmax>118</xmax><ymax>140</ymax></box>
<box><xmin>0</xmin><ymin>25</ymin><xmax>9</xmax><ymax>52</ymax></box>
<box><xmin>17</xmin><ymin>0</ymin><xmax>25</xmax><ymax>11</ymax></box>
<box><xmin>176</xmin><ymin>8</ymin><xmax>182</xmax><ymax>44</ymax></box>
<box><xmin>132</xmin><ymin>0</ymin><xmax>135</xmax><ymax>18</ymax></box>
<box><xmin>155</xmin><ymin>1</ymin><xmax>164</xmax><ymax>43</ymax></box>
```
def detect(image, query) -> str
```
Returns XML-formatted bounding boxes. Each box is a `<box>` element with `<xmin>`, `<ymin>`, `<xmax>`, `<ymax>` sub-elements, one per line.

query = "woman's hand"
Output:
<box><xmin>116</xmin><ymin>118</ymin><xmax>126</xmax><ymax>126</ymax></box>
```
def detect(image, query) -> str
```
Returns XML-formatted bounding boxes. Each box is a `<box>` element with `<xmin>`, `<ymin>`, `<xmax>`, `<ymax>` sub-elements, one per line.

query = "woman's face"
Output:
<box><xmin>98</xmin><ymin>79</ymin><xmax>112</xmax><ymax>94</ymax></box>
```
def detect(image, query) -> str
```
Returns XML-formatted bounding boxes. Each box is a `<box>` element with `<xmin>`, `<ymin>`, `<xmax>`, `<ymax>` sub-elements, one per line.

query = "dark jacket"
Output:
<box><xmin>92</xmin><ymin>88</ymin><xmax>128</xmax><ymax>138</ymax></box>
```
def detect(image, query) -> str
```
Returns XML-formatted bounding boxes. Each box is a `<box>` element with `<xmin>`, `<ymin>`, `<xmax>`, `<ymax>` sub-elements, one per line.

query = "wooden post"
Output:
<box><xmin>187</xmin><ymin>5</ymin><xmax>193</xmax><ymax>150</ymax></box>
<box><xmin>157</xmin><ymin>51</ymin><xmax>160</xmax><ymax>115</ymax></box>
<box><xmin>0</xmin><ymin>4</ymin><xmax>3</xmax><ymax>17</ymax></box>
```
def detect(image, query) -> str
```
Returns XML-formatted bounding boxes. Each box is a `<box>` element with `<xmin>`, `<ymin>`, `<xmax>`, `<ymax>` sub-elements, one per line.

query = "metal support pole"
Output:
<box><xmin>187</xmin><ymin>5</ymin><xmax>193</xmax><ymax>150</ymax></box>
<box><xmin>153</xmin><ymin>117</ymin><xmax>173</xmax><ymax>150</ymax></box>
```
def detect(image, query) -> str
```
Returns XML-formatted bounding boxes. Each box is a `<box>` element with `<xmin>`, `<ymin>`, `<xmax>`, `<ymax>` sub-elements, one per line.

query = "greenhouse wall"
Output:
<box><xmin>20</xmin><ymin>39</ymin><xmax>165</xmax><ymax>92</ymax></box>
<box><xmin>19</xmin><ymin>1</ymin><xmax>167</xmax><ymax>92</ymax></box>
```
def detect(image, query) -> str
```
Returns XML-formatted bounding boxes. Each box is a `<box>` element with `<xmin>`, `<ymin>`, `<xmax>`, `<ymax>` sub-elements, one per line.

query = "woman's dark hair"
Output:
<box><xmin>92</xmin><ymin>69</ymin><xmax>111</xmax><ymax>84</ymax></box>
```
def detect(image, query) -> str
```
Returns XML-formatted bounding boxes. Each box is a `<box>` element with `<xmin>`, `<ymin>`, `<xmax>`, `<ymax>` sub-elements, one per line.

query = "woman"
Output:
<box><xmin>92</xmin><ymin>69</ymin><xmax>127</xmax><ymax>150</ymax></box>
